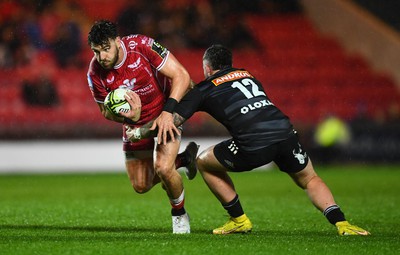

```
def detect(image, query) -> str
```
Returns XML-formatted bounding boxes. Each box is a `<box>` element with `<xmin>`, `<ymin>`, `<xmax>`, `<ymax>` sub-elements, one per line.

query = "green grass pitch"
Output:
<box><xmin>1</xmin><ymin>165</ymin><xmax>399</xmax><ymax>255</ymax></box>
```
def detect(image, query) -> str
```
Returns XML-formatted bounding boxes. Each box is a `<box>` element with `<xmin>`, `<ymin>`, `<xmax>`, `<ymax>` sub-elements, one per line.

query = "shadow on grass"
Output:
<box><xmin>0</xmin><ymin>224</ymin><xmax>216</xmax><ymax>234</ymax></box>
<box><xmin>3</xmin><ymin>224</ymin><xmax>373</xmax><ymax>240</ymax></box>
<box><xmin>0</xmin><ymin>224</ymin><xmax>155</xmax><ymax>233</ymax></box>
<box><xmin>0</xmin><ymin>224</ymin><xmax>216</xmax><ymax>242</ymax></box>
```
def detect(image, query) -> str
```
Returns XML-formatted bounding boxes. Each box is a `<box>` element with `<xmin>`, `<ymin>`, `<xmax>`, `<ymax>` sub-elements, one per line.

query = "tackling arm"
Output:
<box><xmin>126</xmin><ymin>112</ymin><xmax>187</xmax><ymax>142</ymax></box>
<box><xmin>127</xmin><ymin>85</ymin><xmax>200</xmax><ymax>142</ymax></box>
<box><xmin>152</xmin><ymin>53</ymin><xmax>191</xmax><ymax>145</ymax></box>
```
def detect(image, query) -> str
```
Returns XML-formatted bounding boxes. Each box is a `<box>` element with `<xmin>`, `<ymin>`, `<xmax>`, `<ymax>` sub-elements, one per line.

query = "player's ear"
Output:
<box><xmin>203</xmin><ymin>62</ymin><xmax>212</xmax><ymax>78</ymax></box>
<box><xmin>115</xmin><ymin>36</ymin><xmax>121</xmax><ymax>46</ymax></box>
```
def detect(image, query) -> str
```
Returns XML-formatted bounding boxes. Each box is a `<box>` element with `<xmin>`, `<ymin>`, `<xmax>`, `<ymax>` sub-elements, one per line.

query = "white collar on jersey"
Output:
<box><xmin>114</xmin><ymin>40</ymin><xmax>127</xmax><ymax>69</ymax></box>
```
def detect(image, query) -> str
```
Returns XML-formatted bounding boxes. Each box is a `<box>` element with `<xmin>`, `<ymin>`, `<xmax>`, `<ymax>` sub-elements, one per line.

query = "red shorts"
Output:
<box><xmin>122</xmin><ymin>124</ymin><xmax>155</xmax><ymax>152</ymax></box>
<box><xmin>123</xmin><ymin>138</ymin><xmax>154</xmax><ymax>151</ymax></box>
<box><xmin>121</xmin><ymin>124</ymin><xmax>182</xmax><ymax>152</ymax></box>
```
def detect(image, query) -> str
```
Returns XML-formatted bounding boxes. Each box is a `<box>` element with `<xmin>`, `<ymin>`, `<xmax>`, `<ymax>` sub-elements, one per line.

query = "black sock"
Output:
<box><xmin>324</xmin><ymin>205</ymin><xmax>346</xmax><ymax>225</ymax></box>
<box><xmin>171</xmin><ymin>207</ymin><xmax>186</xmax><ymax>216</ymax></box>
<box><xmin>222</xmin><ymin>194</ymin><xmax>244</xmax><ymax>218</ymax></box>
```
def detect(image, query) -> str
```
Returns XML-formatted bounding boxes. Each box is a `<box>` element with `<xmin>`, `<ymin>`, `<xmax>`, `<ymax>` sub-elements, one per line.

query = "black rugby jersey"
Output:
<box><xmin>175</xmin><ymin>68</ymin><xmax>294</xmax><ymax>151</ymax></box>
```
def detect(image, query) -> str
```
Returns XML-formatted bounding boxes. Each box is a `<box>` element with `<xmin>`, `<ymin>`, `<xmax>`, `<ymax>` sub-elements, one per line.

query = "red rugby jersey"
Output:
<box><xmin>87</xmin><ymin>34</ymin><xmax>171</xmax><ymax>125</ymax></box>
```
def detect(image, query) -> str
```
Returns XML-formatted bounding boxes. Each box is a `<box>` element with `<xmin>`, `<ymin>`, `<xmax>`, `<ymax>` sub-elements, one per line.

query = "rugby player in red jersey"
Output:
<box><xmin>87</xmin><ymin>20</ymin><xmax>198</xmax><ymax>234</ymax></box>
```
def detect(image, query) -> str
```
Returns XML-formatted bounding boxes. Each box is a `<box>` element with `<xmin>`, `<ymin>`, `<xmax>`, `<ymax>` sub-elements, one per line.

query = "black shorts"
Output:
<box><xmin>213</xmin><ymin>133</ymin><xmax>309</xmax><ymax>173</ymax></box>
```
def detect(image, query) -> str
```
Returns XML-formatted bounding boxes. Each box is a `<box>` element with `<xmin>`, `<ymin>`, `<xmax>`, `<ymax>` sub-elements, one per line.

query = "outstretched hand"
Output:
<box><xmin>150</xmin><ymin>111</ymin><xmax>181</xmax><ymax>145</ymax></box>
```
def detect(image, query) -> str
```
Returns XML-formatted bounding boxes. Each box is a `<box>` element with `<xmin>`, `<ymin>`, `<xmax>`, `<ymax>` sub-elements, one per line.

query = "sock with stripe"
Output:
<box><xmin>170</xmin><ymin>189</ymin><xmax>186</xmax><ymax>216</ymax></box>
<box><xmin>324</xmin><ymin>205</ymin><xmax>346</xmax><ymax>225</ymax></box>
<box><xmin>222</xmin><ymin>194</ymin><xmax>244</xmax><ymax>218</ymax></box>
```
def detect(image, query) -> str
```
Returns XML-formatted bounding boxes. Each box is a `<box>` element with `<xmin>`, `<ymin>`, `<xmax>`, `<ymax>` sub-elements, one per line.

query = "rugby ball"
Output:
<box><xmin>104</xmin><ymin>88</ymin><xmax>131</xmax><ymax>116</ymax></box>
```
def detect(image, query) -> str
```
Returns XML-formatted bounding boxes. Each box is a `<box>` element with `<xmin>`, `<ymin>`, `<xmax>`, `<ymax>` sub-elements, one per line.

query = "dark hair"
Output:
<box><xmin>203</xmin><ymin>44</ymin><xmax>232</xmax><ymax>70</ymax></box>
<box><xmin>88</xmin><ymin>20</ymin><xmax>118</xmax><ymax>46</ymax></box>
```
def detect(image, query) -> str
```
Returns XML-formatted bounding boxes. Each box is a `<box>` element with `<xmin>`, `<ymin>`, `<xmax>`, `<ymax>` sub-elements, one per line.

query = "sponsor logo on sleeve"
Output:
<box><xmin>151</xmin><ymin>40</ymin><xmax>168</xmax><ymax>58</ymax></box>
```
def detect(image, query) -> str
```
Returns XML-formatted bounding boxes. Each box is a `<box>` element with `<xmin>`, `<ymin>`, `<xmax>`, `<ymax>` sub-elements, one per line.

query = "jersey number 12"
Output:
<box><xmin>231</xmin><ymin>78</ymin><xmax>266</xmax><ymax>99</ymax></box>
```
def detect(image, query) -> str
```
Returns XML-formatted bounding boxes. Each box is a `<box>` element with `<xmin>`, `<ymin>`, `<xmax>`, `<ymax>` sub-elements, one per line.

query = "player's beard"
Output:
<box><xmin>100</xmin><ymin>46</ymin><xmax>119</xmax><ymax>70</ymax></box>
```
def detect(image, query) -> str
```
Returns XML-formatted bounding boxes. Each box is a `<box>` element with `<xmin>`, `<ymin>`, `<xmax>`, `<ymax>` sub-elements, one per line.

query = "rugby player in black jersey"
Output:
<box><xmin>126</xmin><ymin>44</ymin><xmax>370</xmax><ymax>236</ymax></box>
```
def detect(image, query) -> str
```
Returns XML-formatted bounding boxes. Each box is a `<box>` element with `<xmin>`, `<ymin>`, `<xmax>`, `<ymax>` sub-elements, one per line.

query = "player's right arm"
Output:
<box><xmin>98</xmin><ymin>90</ymin><xmax>142</xmax><ymax>123</ymax></box>
<box><xmin>88</xmin><ymin>61</ymin><xmax>140</xmax><ymax>124</ymax></box>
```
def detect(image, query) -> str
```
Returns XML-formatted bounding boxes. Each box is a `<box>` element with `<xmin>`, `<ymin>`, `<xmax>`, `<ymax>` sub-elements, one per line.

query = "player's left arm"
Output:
<box><xmin>152</xmin><ymin>53</ymin><xmax>191</xmax><ymax>145</ymax></box>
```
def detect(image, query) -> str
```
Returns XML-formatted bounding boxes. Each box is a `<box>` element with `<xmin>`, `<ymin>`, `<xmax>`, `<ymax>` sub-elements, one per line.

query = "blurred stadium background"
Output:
<box><xmin>1</xmin><ymin>0</ymin><xmax>400</xmax><ymax>172</ymax></box>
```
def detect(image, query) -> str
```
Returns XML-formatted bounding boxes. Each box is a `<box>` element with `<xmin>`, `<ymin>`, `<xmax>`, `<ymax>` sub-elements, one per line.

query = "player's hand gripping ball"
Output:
<box><xmin>104</xmin><ymin>88</ymin><xmax>131</xmax><ymax>117</ymax></box>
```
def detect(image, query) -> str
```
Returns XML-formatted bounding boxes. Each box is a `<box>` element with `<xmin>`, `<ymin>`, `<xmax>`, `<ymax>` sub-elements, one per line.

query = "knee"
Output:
<box><xmin>299</xmin><ymin>174</ymin><xmax>318</xmax><ymax>189</ymax></box>
<box><xmin>130</xmin><ymin>179</ymin><xmax>152</xmax><ymax>194</ymax></box>
<box><xmin>125</xmin><ymin>158</ymin><xmax>155</xmax><ymax>194</ymax></box>
<box><xmin>291</xmin><ymin>160</ymin><xmax>318</xmax><ymax>189</ymax></box>
<box><xmin>132</xmin><ymin>184</ymin><xmax>151</xmax><ymax>194</ymax></box>
<box><xmin>154</xmin><ymin>161</ymin><xmax>174</xmax><ymax>180</ymax></box>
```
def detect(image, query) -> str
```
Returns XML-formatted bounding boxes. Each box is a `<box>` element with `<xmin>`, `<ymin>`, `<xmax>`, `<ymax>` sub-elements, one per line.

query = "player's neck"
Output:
<box><xmin>115</xmin><ymin>40</ymin><xmax>126</xmax><ymax>67</ymax></box>
<box><xmin>211</xmin><ymin>70</ymin><xmax>219</xmax><ymax>76</ymax></box>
